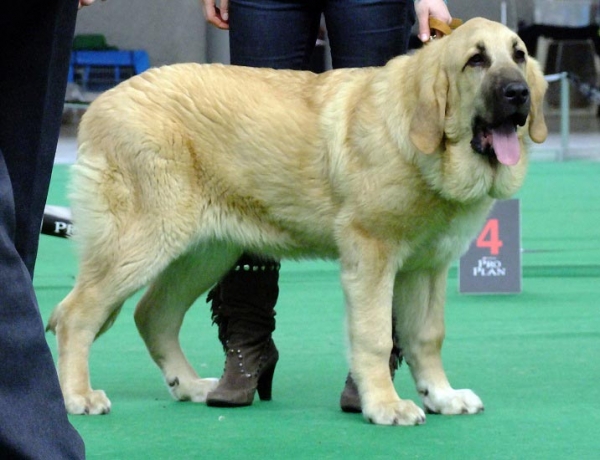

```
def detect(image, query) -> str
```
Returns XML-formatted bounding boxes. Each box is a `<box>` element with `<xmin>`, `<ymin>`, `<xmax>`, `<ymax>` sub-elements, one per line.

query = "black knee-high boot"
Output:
<box><xmin>339</xmin><ymin>321</ymin><xmax>403</xmax><ymax>413</ymax></box>
<box><xmin>206</xmin><ymin>254</ymin><xmax>280</xmax><ymax>407</ymax></box>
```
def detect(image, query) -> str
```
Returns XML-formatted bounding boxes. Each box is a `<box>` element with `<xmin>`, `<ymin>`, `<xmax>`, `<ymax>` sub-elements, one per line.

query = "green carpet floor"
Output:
<box><xmin>35</xmin><ymin>161</ymin><xmax>600</xmax><ymax>459</ymax></box>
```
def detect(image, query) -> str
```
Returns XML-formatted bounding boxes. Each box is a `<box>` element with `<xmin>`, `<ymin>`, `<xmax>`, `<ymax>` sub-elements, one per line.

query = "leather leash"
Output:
<box><xmin>428</xmin><ymin>17</ymin><xmax>463</xmax><ymax>39</ymax></box>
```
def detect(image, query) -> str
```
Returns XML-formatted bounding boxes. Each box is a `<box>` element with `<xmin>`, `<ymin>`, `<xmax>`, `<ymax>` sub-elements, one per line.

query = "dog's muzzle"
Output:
<box><xmin>471</xmin><ymin>78</ymin><xmax>531</xmax><ymax>166</ymax></box>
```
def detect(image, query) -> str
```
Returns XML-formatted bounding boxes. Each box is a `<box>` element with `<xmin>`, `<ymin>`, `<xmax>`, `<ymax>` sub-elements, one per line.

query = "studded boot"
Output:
<box><xmin>206</xmin><ymin>254</ymin><xmax>280</xmax><ymax>407</ymax></box>
<box><xmin>339</xmin><ymin>321</ymin><xmax>403</xmax><ymax>413</ymax></box>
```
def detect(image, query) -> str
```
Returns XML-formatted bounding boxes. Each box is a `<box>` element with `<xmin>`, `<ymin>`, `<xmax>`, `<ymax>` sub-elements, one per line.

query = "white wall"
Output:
<box><xmin>452</xmin><ymin>0</ymin><xmax>533</xmax><ymax>30</ymax></box>
<box><xmin>73</xmin><ymin>0</ymin><xmax>539</xmax><ymax>66</ymax></box>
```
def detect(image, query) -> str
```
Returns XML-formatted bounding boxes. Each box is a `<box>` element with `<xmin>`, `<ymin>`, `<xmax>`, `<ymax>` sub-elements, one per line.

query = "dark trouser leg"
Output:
<box><xmin>208</xmin><ymin>0</ymin><xmax>320</xmax><ymax>408</ymax></box>
<box><xmin>225</xmin><ymin>0</ymin><xmax>414</xmax><ymax>411</ymax></box>
<box><xmin>324</xmin><ymin>0</ymin><xmax>415</xmax><ymax>69</ymax></box>
<box><xmin>0</xmin><ymin>1</ymin><xmax>85</xmax><ymax>457</ymax></box>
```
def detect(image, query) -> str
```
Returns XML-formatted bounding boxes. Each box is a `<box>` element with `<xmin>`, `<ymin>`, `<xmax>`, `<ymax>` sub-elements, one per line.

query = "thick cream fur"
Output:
<box><xmin>47</xmin><ymin>18</ymin><xmax>546</xmax><ymax>424</ymax></box>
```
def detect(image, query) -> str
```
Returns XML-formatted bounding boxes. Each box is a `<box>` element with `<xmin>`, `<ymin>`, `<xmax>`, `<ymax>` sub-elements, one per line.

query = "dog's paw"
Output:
<box><xmin>422</xmin><ymin>388</ymin><xmax>484</xmax><ymax>415</ymax></box>
<box><xmin>64</xmin><ymin>389</ymin><xmax>111</xmax><ymax>415</ymax></box>
<box><xmin>167</xmin><ymin>376</ymin><xmax>219</xmax><ymax>402</ymax></box>
<box><xmin>362</xmin><ymin>398</ymin><xmax>426</xmax><ymax>426</ymax></box>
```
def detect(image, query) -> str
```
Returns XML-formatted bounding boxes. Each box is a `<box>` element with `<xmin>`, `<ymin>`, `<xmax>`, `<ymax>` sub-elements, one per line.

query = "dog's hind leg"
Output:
<box><xmin>134</xmin><ymin>244</ymin><xmax>241</xmax><ymax>403</ymax></box>
<box><xmin>48</xmin><ymin>261</ymin><xmax>154</xmax><ymax>415</ymax></box>
<box><xmin>393</xmin><ymin>268</ymin><xmax>484</xmax><ymax>416</ymax></box>
<box><xmin>47</xmin><ymin>220</ymin><xmax>186</xmax><ymax>414</ymax></box>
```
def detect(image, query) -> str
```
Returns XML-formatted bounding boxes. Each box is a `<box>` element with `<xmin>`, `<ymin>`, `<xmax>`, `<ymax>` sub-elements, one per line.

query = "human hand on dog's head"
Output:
<box><xmin>201</xmin><ymin>0</ymin><xmax>230</xmax><ymax>30</ymax></box>
<box><xmin>414</xmin><ymin>0</ymin><xmax>452</xmax><ymax>42</ymax></box>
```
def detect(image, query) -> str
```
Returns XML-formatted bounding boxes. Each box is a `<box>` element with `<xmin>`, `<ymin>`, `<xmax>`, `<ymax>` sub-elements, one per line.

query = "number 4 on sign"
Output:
<box><xmin>459</xmin><ymin>199</ymin><xmax>521</xmax><ymax>294</ymax></box>
<box><xmin>476</xmin><ymin>218</ymin><xmax>503</xmax><ymax>256</ymax></box>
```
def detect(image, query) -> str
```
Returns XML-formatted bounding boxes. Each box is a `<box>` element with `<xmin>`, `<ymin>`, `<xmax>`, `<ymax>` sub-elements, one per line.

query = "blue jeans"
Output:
<box><xmin>0</xmin><ymin>1</ymin><xmax>85</xmax><ymax>458</ymax></box>
<box><xmin>229</xmin><ymin>0</ymin><xmax>415</xmax><ymax>69</ymax></box>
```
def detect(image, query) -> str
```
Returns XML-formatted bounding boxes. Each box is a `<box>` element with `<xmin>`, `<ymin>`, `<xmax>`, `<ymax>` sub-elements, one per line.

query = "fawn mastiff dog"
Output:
<box><xmin>47</xmin><ymin>18</ymin><xmax>547</xmax><ymax>425</ymax></box>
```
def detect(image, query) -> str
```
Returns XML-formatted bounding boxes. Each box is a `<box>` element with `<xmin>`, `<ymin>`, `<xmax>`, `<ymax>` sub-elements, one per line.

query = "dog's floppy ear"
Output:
<box><xmin>409</xmin><ymin>58</ymin><xmax>448</xmax><ymax>154</ymax></box>
<box><xmin>526</xmin><ymin>57</ymin><xmax>548</xmax><ymax>143</ymax></box>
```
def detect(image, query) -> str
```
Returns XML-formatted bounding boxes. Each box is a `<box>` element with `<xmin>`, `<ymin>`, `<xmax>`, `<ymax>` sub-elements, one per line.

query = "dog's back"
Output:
<box><xmin>72</xmin><ymin>63</ymin><xmax>380</xmax><ymax>259</ymax></box>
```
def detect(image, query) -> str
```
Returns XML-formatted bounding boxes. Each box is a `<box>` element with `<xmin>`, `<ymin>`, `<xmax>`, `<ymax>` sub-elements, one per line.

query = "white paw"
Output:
<box><xmin>362</xmin><ymin>398</ymin><xmax>426</xmax><ymax>426</ymax></box>
<box><xmin>422</xmin><ymin>388</ymin><xmax>484</xmax><ymax>415</ymax></box>
<box><xmin>64</xmin><ymin>389</ymin><xmax>111</xmax><ymax>415</ymax></box>
<box><xmin>166</xmin><ymin>376</ymin><xmax>219</xmax><ymax>402</ymax></box>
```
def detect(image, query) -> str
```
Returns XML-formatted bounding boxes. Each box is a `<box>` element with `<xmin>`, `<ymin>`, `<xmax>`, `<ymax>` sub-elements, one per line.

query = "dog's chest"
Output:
<box><xmin>402</xmin><ymin>201</ymin><xmax>493</xmax><ymax>270</ymax></box>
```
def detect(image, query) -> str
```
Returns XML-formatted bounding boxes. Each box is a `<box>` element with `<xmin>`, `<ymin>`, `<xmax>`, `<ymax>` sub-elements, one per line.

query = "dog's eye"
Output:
<box><xmin>514</xmin><ymin>49</ymin><xmax>526</xmax><ymax>64</ymax></box>
<box><xmin>467</xmin><ymin>53</ymin><xmax>486</xmax><ymax>67</ymax></box>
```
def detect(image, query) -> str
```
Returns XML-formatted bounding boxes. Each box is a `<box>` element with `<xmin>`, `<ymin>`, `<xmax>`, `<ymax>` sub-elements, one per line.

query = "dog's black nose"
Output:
<box><xmin>503</xmin><ymin>82</ymin><xmax>529</xmax><ymax>107</ymax></box>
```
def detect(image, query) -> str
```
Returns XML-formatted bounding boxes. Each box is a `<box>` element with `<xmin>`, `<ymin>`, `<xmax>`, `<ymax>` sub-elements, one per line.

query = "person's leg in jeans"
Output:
<box><xmin>206</xmin><ymin>0</ymin><xmax>323</xmax><ymax>407</ymax></box>
<box><xmin>207</xmin><ymin>0</ymin><xmax>415</xmax><ymax>409</ymax></box>
<box><xmin>324</xmin><ymin>0</ymin><xmax>415</xmax><ymax>412</ymax></box>
<box><xmin>324</xmin><ymin>0</ymin><xmax>414</xmax><ymax>69</ymax></box>
<box><xmin>0</xmin><ymin>0</ymin><xmax>86</xmax><ymax>458</ymax></box>
<box><xmin>229</xmin><ymin>0</ymin><xmax>322</xmax><ymax>70</ymax></box>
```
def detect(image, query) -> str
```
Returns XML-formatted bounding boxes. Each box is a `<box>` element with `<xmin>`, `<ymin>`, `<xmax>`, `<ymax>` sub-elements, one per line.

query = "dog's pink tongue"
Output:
<box><xmin>492</xmin><ymin>129</ymin><xmax>520</xmax><ymax>165</ymax></box>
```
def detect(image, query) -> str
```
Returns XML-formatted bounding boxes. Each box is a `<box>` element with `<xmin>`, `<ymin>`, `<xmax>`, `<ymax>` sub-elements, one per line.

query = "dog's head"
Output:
<box><xmin>407</xmin><ymin>17</ymin><xmax>547</xmax><ymax>200</ymax></box>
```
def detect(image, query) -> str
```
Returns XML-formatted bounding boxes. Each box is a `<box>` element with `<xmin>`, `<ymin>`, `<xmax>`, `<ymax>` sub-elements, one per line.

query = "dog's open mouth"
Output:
<box><xmin>470</xmin><ymin>114</ymin><xmax>527</xmax><ymax>166</ymax></box>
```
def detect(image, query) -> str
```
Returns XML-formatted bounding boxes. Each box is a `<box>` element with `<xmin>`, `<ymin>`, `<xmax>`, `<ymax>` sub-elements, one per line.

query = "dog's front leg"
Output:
<box><xmin>340</xmin><ymin>230</ymin><xmax>425</xmax><ymax>426</ymax></box>
<box><xmin>393</xmin><ymin>268</ymin><xmax>484</xmax><ymax>416</ymax></box>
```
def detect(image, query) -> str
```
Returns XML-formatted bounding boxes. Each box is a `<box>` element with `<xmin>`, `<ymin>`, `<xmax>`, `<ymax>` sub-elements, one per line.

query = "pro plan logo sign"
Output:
<box><xmin>473</xmin><ymin>218</ymin><xmax>505</xmax><ymax>276</ymax></box>
<box><xmin>459</xmin><ymin>199</ymin><xmax>521</xmax><ymax>294</ymax></box>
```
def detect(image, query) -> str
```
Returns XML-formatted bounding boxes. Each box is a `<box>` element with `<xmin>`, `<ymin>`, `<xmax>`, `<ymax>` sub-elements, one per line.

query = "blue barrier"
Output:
<box><xmin>68</xmin><ymin>50</ymin><xmax>150</xmax><ymax>91</ymax></box>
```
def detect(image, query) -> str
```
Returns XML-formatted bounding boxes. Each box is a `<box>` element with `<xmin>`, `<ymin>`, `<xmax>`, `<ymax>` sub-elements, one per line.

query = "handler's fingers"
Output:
<box><xmin>202</xmin><ymin>0</ymin><xmax>230</xmax><ymax>30</ymax></box>
<box><xmin>418</xmin><ymin>14</ymin><xmax>452</xmax><ymax>42</ymax></box>
<box><xmin>415</xmin><ymin>0</ymin><xmax>452</xmax><ymax>42</ymax></box>
<box><xmin>219</xmin><ymin>0</ymin><xmax>229</xmax><ymax>22</ymax></box>
<box><xmin>78</xmin><ymin>0</ymin><xmax>96</xmax><ymax>8</ymax></box>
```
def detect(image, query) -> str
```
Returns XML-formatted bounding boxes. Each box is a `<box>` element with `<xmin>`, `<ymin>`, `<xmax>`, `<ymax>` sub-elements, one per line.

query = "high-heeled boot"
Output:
<box><xmin>339</xmin><ymin>323</ymin><xmax>403</xmax><ymax>413</ymax></box>
<box><xmin>206</xmin><ymin>254</ymin><xmax>280</xmax><ymax>407</ymax></box>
